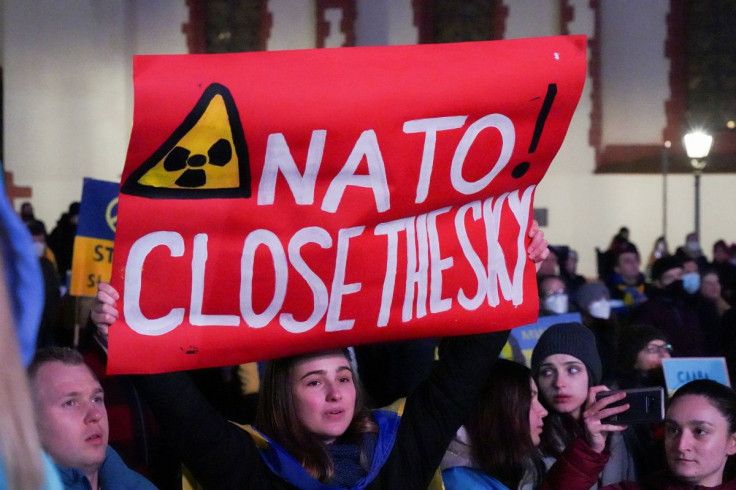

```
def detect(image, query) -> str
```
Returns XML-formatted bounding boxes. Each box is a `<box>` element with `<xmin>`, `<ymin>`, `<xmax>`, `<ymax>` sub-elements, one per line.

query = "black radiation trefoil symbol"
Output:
<box><xmin>120</xmin><ymin>82</ymin><xmax>251</xmax><ymax>200</ymax></box>
<box><xmin>164</xmin><ymin>139</ymin><xmax>233</xmax><ymax>188</ymax></box>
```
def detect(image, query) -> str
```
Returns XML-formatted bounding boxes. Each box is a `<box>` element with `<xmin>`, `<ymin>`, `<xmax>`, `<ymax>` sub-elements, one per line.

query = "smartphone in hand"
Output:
<box><xmin>596</xmin><ymin>387</ymin><xmax>665</xmax><ymax>425</ymax></box>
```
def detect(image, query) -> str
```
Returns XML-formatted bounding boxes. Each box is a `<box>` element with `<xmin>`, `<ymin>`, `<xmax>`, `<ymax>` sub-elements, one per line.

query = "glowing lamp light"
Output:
<box><xmin>683</xmin><ymin>131</ymin><xmax>713</xmax><ymax>160</ymax></box>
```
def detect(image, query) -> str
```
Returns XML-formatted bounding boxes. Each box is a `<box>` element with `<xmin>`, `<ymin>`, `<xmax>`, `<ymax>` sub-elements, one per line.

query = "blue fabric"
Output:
<box><xmin>0</xmin><ymin>173</ymin><xmax>44</xmax><ymax>366</ymax></box>
<box><xmin>442</xmin><ymin>466</ymin><xmax>510</xmax><ymax>490</ymax></box>
<box><xmin>0</xmin><ymin>451</ymin><xmax>63</xmax><ymax>489</ymax></box>
<box><xmin>54</xmin><ymin>446</ymin><xmax>156</xmax><ymax>490</ymax></box>
<box><xmin>245</xmin><ymin>408</ymin><xmax>402</xmax><ymax>489</ymax></box>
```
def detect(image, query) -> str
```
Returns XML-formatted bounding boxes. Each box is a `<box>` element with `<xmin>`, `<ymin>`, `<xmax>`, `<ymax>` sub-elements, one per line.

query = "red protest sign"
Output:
<box><xmin>108</xmin><ymin>35</ymin><xmax>586</xmax><ymax>374</ymax></box>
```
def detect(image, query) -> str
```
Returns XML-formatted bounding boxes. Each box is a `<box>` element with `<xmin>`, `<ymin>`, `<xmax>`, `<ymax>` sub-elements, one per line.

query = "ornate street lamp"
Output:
<box><xmin>683</xmin><ymin>131</ymin><xmax>713</xmax><ymax>239</ymax></box>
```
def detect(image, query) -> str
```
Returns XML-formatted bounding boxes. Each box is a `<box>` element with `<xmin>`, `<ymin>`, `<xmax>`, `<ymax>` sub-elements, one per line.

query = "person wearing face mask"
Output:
<box><xmin>538</xmin><ymin>275</ymin><xmax>572</xmax><ymax>316</ymax></box>
<box><xmin>26</xmin><ymin>220</ymin><xmax>62</xmax><ymax>348</ymax></box>
<box><xmin>576</xmin><ymin>282</ymin><xmax>620</xmax><ymax>386</ymax></box>
<box><xmin>630</xmin><ymin>256</ymin><xmax>710</xmax><ymax>357</ymax></box>
<box><xmin>680</xmin><ymin>256</ymin><xmax>702</xmax><ymax>295</ymax></box>
<box><xmin>678</xmin><ymin>255</ymin><xmax>724</xmax><ymax>356</ymax></box>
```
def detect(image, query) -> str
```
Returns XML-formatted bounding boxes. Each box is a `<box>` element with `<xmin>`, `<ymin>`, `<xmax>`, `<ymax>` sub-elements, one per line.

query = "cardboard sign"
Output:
<box><xmin>108</xmin><ymin>35</ymin><xmax>587</xmax><ymax>374</ymax></box>
<box><xmin>70</xmin><ymin>178</ymin><xmax>119</xmax><ymax>297</ymax></box>
<box><xmin>510</xmin><ymin>312</ymin><xmax>582</xmax><ymax>367</ymax></box>
<box><xmin>662</xmin><ymin>357</ymin><xmax>731</xmax><ymax>396</ymax></box>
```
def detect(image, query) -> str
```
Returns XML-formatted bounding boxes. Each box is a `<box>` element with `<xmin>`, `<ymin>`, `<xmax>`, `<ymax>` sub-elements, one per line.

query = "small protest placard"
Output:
<box><xmin>70</xmin><ymin>178</ymin><xmax>119</xmax><ymax>297</ymax></box>
<box><xmin>662</xmin><ymin>357</ymin><xmax>731</xmax><ymax>396</ymax></box>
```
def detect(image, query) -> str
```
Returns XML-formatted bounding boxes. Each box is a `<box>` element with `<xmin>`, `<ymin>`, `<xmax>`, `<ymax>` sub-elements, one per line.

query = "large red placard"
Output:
<box><xmin>108</xmin><ymin>35</ymin><xmax>586</xmax><ymax>374</ymax></box>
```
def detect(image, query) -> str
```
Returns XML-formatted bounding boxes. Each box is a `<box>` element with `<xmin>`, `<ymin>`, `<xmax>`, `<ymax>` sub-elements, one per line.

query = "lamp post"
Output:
<box><xmin>683</xmin><ymin>131</ymin><xmax>713</xmax><ymax>239</ymax></box>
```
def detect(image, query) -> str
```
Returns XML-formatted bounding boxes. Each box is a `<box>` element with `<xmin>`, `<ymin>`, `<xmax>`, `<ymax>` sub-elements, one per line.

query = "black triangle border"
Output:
<box><xmin>121</xmin><ymin>82</ymin><xmax>251</xmax><ymax>199</ymax></box>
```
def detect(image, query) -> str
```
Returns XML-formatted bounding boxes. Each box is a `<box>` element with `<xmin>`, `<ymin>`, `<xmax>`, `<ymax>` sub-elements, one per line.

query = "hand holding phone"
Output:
<box><xmin>595</xmin><ymin>387</ymin><xmax>665</xmax><ymax>425</ymax></box>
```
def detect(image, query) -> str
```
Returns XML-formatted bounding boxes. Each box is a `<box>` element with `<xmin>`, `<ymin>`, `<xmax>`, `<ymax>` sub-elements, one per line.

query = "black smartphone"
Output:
<box><xmin>595</xmin><ymin>387</ymin><xmax>665</xmax><ymax>425</ymax></box>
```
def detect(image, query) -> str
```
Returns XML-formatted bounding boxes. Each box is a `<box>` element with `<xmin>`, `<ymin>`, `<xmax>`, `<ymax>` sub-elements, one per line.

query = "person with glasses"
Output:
<box><xmin>615</xmin><ymin>325</ymin><xmax>673</xmax><ymax>477</ymax></box>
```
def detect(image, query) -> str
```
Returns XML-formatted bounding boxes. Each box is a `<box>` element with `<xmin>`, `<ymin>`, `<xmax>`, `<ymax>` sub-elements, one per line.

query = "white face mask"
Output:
<box><xmin>588</xmin><ymin>299</ymin><xmax>611</xmax><ymax>319</ymax></box>
<box><xmin>544</xmin><ymin>293</ymin><xmax>569</xmax><ymax>314</ymax></box>
<box><xmin>32</xmin><ymin>241</ymin><xmax>45</xmax><ymax>258</ymax></box>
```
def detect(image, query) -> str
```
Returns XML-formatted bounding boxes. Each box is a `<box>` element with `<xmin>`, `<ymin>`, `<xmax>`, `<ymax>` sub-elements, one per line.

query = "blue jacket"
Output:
<box><xmin>55</xmin><ymin>446</ymin><xmax>157</xmax><ymax>490</ymax></box>
<box><xmin>0</xmin><ymin>452</ymin><xmax>63</xmax><ymax>490</ymax></box>
<box><xmin>241</xmin><ymin>405</ymin><xmax>402</xmax><ymax>489</ymax></box>
<box><xmin>442</xmin><ymin>466</ymin><xmax>510</xmax><ymax>490</ymax></box>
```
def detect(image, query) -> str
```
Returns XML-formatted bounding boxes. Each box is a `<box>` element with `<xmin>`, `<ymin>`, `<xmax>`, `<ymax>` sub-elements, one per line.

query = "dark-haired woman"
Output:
<box><xmin>531</xmin><ymin>322</ymin><xmax>636</xmax><ymax>486</ymax></box>
<box><xmin>543</xmin><ymin>379</ymin><xmax>736</xmax><ymax>489</ymax></box>
<box><xmin>441</xmin><ymin>359</ymin><xmax>547</xmax><ymax>489</ymax></box>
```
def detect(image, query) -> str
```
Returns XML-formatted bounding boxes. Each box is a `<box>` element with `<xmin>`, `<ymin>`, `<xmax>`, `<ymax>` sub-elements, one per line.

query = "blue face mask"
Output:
<box><xmin>682</xmin><ymin>272</ymin><xmax>701</xmax><ymax>294</ymax></box>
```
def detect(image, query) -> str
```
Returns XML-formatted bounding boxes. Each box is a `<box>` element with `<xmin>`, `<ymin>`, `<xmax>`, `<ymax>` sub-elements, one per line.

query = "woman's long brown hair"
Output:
<box><xmin>466</xmin><ymin>359</ymin><xmax>545</xmax><ymax>488</ymax></box>
<box><xmin>256</xmin><ymin>349</ymin><xmax>378</xmax><ymax>482</ymax></box>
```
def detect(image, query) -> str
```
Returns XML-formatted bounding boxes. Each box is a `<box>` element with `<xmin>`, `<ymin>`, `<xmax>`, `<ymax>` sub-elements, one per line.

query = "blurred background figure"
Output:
<box><xmin>701</xmin><ymin>267</ymin><xmax>731</xmax><ymax>316</ymax></box>
<box><xmin>676</xmin><ymin>231</ymin><xmax>708</xmax><ymax>272</ymax></box>
<box><xmin>615</xmin><ymin>324</ymin><xmax>671</xmax><ymax>391</ymax></box>
<box><xmin>606</xmin><ymin>242</ymin><xmax>648</xmax><ymax>308</ymax></box>
<box><xmin>47</xmin><ymin>201</ymin><xmax>79</xmax><ymax>282</ymax></box>
<box><xmin>537</xmin><ymin>246</ymin><xmax>560</xmax><ymax>277</ymax></box>
<box><xmin>630</xmin><ymin>255</ymin><xmax>710</xmax><ymax>357</ymax></box>
<box><xmin>575</xmin><ymin>281</ymin><xmax>619</xmax><ymax>385</ymax></box>
<box><xmin>711</xmin><ymin>239</ymin><xmax>736</xmax><ymax>306</ymax></box>
<box><xmin>645</xmin><ymin>236</ymin><xmax>669</xmax><ymax>280</ymax></box>
<box><xmin>19</xmin><ymin>201</ymin><xmax>42</xmax><ymax>226</ymax></box>
<box><xmin>614</xmin><ymin>324</ymin><xmax>672</xmax><ymax>477</ymax></box>
<box><xmin>596</xmin><ymin>226</ymin><xmax>631</xmax><ymax>284</ymax></box>
<box><xmin>560</xmin><ymin>248</ymin><xmax>586</xmax><ymax>306</ymax></box>
<box><xmin>26</xmin><ymin>220</ymin><xmax>62</xmax><ymax>349</ymax></box>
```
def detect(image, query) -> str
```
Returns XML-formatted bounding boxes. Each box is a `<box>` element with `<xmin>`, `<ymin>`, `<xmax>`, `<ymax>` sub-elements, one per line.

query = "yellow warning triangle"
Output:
<box><xmin>121</xmin><ymin>83</ymin><xmax>251</xmax><ymax>199</ymax></box>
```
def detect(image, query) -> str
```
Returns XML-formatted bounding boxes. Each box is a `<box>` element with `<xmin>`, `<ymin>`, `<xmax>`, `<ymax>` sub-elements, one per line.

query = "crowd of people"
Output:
<box><xmin>8</xmin><ymin>195</ymin><xmax>736</xmax><ymax>490</ymax></box>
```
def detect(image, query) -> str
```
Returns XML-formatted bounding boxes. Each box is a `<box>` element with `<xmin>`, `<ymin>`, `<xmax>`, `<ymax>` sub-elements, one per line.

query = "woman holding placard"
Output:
<box><xmin>91</xmin><ymin>223</ymin><xmax>549</xmax><ymax>488</ymax></box>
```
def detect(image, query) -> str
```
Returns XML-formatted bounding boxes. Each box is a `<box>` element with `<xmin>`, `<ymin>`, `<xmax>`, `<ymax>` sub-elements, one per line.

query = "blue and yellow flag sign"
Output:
<box><xmin>70</xmin><ymin>178</ymin><xmax>119</xmax><ymax>297</ymax></box>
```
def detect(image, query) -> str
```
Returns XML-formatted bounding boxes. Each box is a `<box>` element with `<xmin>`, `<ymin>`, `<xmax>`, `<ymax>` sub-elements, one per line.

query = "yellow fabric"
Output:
<box><xmin>182</xmin><ymin>399</ymin><xmax>447</xmax><ymax>489</ymax></box>
<box><xmin>428</xmin><ymin>468</ymin><xmax>446</xmax><ymax>490</ymax></box>
<box><xmin>236</xmin><ymin>362</ymin><xmax>260</xmax><ymax>395</ymax></box>
<box><xmin>381</xmin><ymin>397</ymin><xmax>406</xmax><ymax>416</ymax></box>
<box><xmin>181</xmin><ymin>464</ymin><xmax>204</xmax><ymax>490</ymax></box>
<box><xmin>499</xmin><ymin>341</ymin><xmax>514</xmax><ymax>360</ymax></box>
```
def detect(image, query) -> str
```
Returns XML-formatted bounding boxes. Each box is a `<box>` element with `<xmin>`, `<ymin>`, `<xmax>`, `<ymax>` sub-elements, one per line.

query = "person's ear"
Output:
<box><xmin>726</xmin><ymin>432</ymin><xmax>736</xmax><ymax>456</ymax></box>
